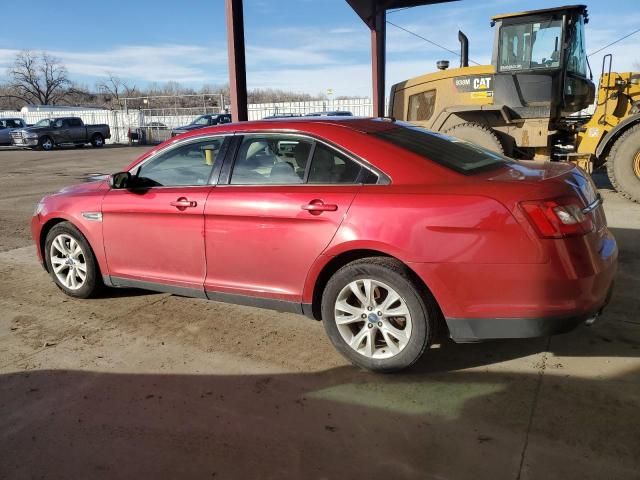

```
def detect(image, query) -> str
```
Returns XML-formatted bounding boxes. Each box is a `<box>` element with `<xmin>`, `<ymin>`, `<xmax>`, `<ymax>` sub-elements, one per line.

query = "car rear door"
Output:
<box><xmin>101</xmin><ymin>135</ymin><xmax>229</xmax><ymax>292</ymax></box>
<box><xmin>203</xmin><ymin>133</ymin><xmax>376</xmax><ymax>304</ymax></box>
<box><xmin>67</xmin><ymin>118</ymin><xmax>86</xmax><ymax>142</ymax></box>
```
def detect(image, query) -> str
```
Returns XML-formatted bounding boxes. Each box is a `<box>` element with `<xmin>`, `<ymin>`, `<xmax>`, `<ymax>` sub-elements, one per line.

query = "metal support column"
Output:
<box><xmin>371</xmin><ymin>8</ymin><xmax>386</xmax><ymax>118</ymax></box>
<box><xmin>225</xmin><ymin>0</ymin><xmax>248</xmax><ymax>122</ymax></box>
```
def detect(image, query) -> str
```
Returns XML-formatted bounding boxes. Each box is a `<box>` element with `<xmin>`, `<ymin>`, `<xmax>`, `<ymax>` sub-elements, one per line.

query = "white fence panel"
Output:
<box><xmin>247</xmin><ymin>98</ymin><xmax>373</xmax><ymax>120</ymax></box>
<box><xmin>1</xmin><ymin>97</ymin><xmax>378</xmax><ymax>145</ymax></box>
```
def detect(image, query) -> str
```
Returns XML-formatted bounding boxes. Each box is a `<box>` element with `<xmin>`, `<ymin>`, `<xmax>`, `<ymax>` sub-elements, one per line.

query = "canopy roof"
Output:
<box><xmin>346</xmin><ymin>0</ymin><xmax>458</xmax><ymax>28</ymax></box>
<box><xmin>491</xmin><ymin>4</ymin><xmax>587</xmax><ymax>22</ymax></box>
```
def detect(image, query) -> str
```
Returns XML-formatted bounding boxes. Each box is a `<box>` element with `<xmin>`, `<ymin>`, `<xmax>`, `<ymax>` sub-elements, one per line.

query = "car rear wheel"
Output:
<box><xmin>91</xmin><ymin>134</ymin><xmax>104</xmax><ymax>148</ymax></box>
<box><xmin>39</xmin><ymin>136</ymin><xmax>54</xmax><ymax>151</ymax></box>
<box><xmin>44</xmin><ymin>222</ymin><xmax>102</xmax><ymax>298</ymax></box>
<box><xmin>321</xmin><ymin>257</ymin><xmax>434</xmax><ymax>372</ymax></box>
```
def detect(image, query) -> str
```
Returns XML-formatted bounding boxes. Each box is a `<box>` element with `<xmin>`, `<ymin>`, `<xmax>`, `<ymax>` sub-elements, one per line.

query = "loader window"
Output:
<box><xmin>499</xmin><ymin>20</ymin><xmax>562</xmax><ymax>71</ymax></box>
<box><xmin>408</xmin><ymin>90</ymin><xmax>436</xmax><ymax>122</ymax></box>
<box><xmin>567</xmin><ymin>16</ymin><xmax>587</xmax><ymax>77</ymax></box>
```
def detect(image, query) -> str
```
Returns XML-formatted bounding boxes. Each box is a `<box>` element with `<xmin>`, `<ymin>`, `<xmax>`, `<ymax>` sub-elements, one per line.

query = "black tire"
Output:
<box><xmin>91</xmin><ymin>133</ymin><xmax>104</xmax><ymax>148</ymax></box>
<box><xmin>444</xmin><ymin>122</ymin><xmax>505</xmax><ymax>154</ymax></box>
<box><xmin>38</xmin><ymin>136</ymin><xmax>54</xmax><ymax>151</ymax></box>
<box><xmin>44</xmin><ymin>222</ymin><xmax>102</xmax><ymax>298</ymax></box>
<box><xmin>607</xmin><ymin>124</ymin><xmax>640</xmax><ymax>203</ymax></box>
<box><xmin>321</xmin><ymin>257</ymin><xmax>435</xmax><ymax>372</ymax></box>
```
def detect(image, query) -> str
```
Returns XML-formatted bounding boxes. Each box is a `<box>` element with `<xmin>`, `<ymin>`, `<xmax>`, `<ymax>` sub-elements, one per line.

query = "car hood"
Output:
<box><xmin>173</xmin><ymin>124</ymin><xmax>205</xmax><ymax>132</ymax></box>
<box><xmin>18</xmin><ymin>126</ymin><xmax>49</xmax><ymax>134</ymax></box>
<box><xmin>56</xmin><ymin>179</ymin><xmax>109</xmax><ymax>196</ymax></box>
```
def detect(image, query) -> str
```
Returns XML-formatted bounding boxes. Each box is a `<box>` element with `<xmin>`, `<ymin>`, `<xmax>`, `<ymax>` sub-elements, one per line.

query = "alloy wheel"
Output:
<box><xmin>334</xmin><ymin>279</ymin><xmax>413</xmax><ymax>359</ymax></box>
<box><xmin>49</xmin><ymin>234</ymin><xmax>87</xmax><ymax>290</ymax></box>
<box><xmin>633</xmin><ymin>150</ymin><xmax>640</xmax><ymax>179</ymax></box>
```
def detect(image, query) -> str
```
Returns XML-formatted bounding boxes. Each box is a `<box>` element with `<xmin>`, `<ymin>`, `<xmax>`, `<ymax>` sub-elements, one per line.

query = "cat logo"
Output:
<box><xmin>473</xmin><ymin>77</ymin><xmax>492</xmax><ymax>90</ymax></box>
<box><xmin>454</xmin><ymin>75</ymin><xmax>495</xmax><ymax>93</ymax></box>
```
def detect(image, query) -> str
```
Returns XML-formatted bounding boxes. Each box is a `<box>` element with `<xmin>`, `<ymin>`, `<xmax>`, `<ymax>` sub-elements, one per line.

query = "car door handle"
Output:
<box><xmin>170</xmin><ymin>198</ymin><xmax>197</xmax><ymax>209</ymax></box>
<box><xmin>301</xmin><ymin>200</ymin><xmax>338</xmax><ymax>215</ymax></box>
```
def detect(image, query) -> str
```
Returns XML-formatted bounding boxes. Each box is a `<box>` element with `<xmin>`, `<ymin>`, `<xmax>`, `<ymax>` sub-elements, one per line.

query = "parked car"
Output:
<box><xmin>31</xmin><ymin>118</ymin><xmax>617</xmax><ymax>372</ymax></box>
<box><xmin>171</xmin><ymin>114</ymin><xmax>232</xmax><ymax>137</ymax></box>
<box><xmin>145</xmin><ymin>122</ymin><xmax>169</xmax><ymax>129</ymax></box>
<box><xmin>11</xmin><ymin>117</ymin><xmax>111</xmax><ymax>150</ymax></box>
<box><xmin>263</xmin><ymin>113</ymin><xmax>302</xmax><ymax>119</ymax></box>
<box><xmin>0</xmin><ymin>118</ymin><xmax>27</xmax><ymax>145</ymax></box>
<box><xmin>304</xmin><ymin>111</ymin><xmax>353</xmax><ymax>117</ymax></box>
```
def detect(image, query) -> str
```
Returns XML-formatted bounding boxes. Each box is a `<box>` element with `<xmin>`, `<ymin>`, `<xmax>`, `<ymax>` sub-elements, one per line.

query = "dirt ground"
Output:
<box><xmin>0</xmin><ymin>145</ymin><xmax>639</xmax><ymax>480</ymax></box>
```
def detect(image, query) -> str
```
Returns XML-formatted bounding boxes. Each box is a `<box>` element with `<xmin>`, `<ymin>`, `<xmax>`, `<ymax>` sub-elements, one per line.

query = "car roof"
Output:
<box><xmin>219</xmin><ymin>116</ymin><xmax>397</xmax><ymax>134</ymax></box>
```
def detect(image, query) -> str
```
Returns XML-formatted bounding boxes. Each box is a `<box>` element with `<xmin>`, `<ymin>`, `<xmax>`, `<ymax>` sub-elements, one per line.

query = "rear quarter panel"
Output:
<box><xmin>303</xmin><ymin>186</ymin><xmax>544</xmax><ymax>309</ymax></box>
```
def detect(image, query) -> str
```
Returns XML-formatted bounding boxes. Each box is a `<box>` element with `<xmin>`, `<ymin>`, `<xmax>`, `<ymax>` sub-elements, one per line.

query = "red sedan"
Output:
<box><xmin>31</xmin><ymin>118</ymin><xmax>617</xmax><ymax>372</ymax></box>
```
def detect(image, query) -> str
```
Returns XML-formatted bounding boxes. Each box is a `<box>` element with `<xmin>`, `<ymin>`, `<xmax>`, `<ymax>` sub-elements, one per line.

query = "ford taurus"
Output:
<box><xmin>31</xmin><ymin>118</ymin><xmax>617</xmax><ymax>372</ymax></box>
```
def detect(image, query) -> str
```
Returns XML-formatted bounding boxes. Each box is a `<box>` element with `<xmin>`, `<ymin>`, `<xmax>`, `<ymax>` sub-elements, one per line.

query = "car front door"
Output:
<box><xmin>101</xmin><ymin>136</ymin><xmax>228</xmax><ymax>293</ymax></box>
<box><xmin>52</xmin><ymin>119</ymin><xmax>69</xmax><ymax>143</ymax></box>
<box><xmin>203</xmin><ymin>134</ymin><xmax>377</xmax><ymax>305</ymax></box>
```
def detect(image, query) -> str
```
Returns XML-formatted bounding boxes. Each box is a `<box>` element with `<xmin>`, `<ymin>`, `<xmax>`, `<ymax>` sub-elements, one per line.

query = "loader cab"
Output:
<box><xmin>491</xmin><ymin>5</ymin><xmax>595</xmax><ymax>120</ymax></box>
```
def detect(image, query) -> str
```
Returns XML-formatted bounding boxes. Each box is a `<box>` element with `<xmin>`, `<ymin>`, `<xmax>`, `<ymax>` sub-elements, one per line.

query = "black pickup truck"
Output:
<box><xmin>10</xmin><ymin>117</ymin><xmax>111</xmax><ymax>150</ymax></box>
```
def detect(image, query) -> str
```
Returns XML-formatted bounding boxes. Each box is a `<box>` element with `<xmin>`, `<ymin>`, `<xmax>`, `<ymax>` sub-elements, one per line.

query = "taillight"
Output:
<box><xmin>520</xmin><ymin>197</ymin><xmax>593</xmax><ymax>238</ymax></box>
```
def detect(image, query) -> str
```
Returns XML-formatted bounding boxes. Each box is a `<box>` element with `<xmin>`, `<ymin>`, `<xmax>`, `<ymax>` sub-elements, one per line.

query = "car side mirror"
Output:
<box><xmin>110</xmin><ymin>171</ymin><xmax>132</xmax><ymax>189</ymax></box>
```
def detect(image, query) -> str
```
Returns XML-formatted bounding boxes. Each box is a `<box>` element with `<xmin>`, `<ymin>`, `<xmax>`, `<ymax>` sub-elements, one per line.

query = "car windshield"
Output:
<box><xmin>372</xmin><ymin>123</ymin><xmax>509</xmax><ymax>174</ymax></box>
<box><xmin>191</xmin><ymin>116</ymin><xmax>210</xmax><ymax>126</ymax></box>
<box><xmin>33</xmin><ymin>119</ymin><xmax>52</xmax><ymax>128</ymax></box>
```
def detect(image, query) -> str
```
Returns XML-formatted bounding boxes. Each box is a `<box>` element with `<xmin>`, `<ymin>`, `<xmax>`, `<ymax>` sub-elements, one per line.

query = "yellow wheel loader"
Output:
<box><xmin>389</xmin><ymin>5</ymin><xmax>640</xmax><ymax>202</ymax></box>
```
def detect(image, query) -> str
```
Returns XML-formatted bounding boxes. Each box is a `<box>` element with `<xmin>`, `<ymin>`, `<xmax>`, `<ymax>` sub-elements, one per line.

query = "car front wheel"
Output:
<box><xmin>321</xmin><ymin>257</ymin><xmax>434</xmax><ymax>372</ymax></box>
<box><xmin>44</xmin><ymin>222</ymin><xmax>101</xmax><ymax>298</ymax></box>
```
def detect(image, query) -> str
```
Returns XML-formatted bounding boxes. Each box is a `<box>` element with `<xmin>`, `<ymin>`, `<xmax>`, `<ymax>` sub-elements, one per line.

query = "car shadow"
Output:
<box><xmin>1</xmin><ymin>364</ymin><xmax>638</xmax><ymax>479</ymax></box>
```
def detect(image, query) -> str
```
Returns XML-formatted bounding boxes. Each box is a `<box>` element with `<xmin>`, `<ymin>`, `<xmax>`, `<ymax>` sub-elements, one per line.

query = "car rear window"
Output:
<box><xmin>372</xmin><ymin>124</ymin><xmax>509</xmax><ymax>174</ymax></box>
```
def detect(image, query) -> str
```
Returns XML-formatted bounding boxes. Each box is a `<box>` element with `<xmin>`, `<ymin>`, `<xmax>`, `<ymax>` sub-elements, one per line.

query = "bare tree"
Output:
<box><xmin>96</xmin><ymin>73</ymin><xmax>136</xmax><ymax>108</ymax></box>
<box><xmin>3</xmin><ymin>51</ymin><xmax>71</xmax><ymax>105</ymax></box>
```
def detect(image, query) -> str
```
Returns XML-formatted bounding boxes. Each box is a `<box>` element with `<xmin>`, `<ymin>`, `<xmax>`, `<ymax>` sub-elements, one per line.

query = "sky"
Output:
<box><xmin>0</xmin><ymin>0</ymin><xmax>638</xmax><ymax>97</ymax></box>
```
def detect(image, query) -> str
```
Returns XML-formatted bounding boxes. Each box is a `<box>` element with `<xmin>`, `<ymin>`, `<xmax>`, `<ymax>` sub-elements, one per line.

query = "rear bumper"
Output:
<box><xmin>445</xmin><ymin>296</ymin><xmax>611</xmax><ymax>343</ymax></box>
<box><xmin>408</xmin><ymin>229</ymin><xmax>618</xmax><ymax>340</ymax></box>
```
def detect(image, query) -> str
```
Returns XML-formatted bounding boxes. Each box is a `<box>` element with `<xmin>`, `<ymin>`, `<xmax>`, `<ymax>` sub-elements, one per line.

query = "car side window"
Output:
<box><xmin>54</xmin><ymin>119</ymin><xmax>65</xmax><ymax>128</ymax></box>
<box><xmin>230</xmin><ymin>136</ymin><xmax>313</xmax><ymax>185</ymax></box>
<box><xmin>135</xmin><ymin>138</ymin><xmax>225</xmax><ymax>187</ymax></box>
<box><xmin>307</xmin><ymin>143</ymin><xmax>363</xmax><ymax>184</ymax></box>
<box><xmin>70</xmin><ymin>118</ymin><xmax>82</xmax><ymax>127</ymax></box>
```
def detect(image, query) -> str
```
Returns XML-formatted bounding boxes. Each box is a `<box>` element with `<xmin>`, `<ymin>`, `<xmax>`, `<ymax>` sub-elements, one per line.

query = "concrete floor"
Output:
<box><xmin>0</xmin><ymin>146</ymin><xmax>639</xmax><ymax>480</ymax></box>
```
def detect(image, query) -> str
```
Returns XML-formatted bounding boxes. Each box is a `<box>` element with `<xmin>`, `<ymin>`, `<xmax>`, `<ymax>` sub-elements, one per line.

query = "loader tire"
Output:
<box><xmin>607</xmin><ymin>124</ymin><xmax>640</xmax><ymax>203</ymax></box>
<box><xmin>444</xmin><ymin>123</ymin><xmax>505</xmax><ymax>154</ymax></box>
